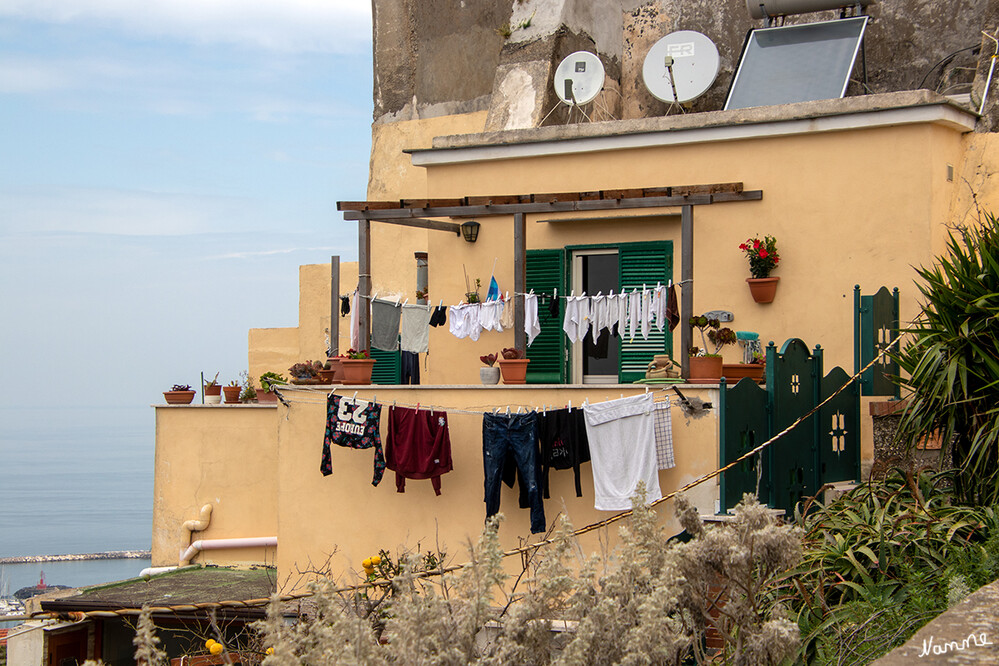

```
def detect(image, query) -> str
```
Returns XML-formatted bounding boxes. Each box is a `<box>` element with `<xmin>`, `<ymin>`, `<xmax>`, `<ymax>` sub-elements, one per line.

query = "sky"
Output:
<box><xmin>0</xmin><ymin>1</ymin><xmax>374</xmax><ymax>409</ymax></box>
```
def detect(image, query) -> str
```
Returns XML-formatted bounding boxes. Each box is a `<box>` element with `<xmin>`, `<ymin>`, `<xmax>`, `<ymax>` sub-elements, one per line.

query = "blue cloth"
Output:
<box><xmin>482</xmin><ymin>412</ymin><xmax>546</xmax><ymax>533</ymax></box>
<box><xmin>487</xmin><ymin>276</ymin><xmax>500</xmax><ymax>301</ymax></box>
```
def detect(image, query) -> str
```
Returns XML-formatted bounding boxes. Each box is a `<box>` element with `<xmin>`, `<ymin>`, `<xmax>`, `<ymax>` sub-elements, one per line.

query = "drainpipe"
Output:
<box><xmin>179</xmin><ymin>537</ymin><xmax>278</xmax><ymax>566</ymax></box>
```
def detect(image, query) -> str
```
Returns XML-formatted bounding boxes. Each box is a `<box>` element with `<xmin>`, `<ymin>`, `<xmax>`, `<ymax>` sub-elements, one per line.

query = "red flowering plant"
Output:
<box><xmin>739</xmin><ymin>235</ymin><xmax>780</xmax><ymax>278</ymax></box>
<box><xmin>345</xmin><ymin>348</ymin><xmax>371</xmax><ymax>359</ymax></box>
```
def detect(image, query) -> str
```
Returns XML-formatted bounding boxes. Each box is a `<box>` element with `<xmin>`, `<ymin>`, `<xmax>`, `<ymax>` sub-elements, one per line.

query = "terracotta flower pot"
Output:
<box><xmin>317</xmin><ymin>368</ymin><xmax>338</xmax><ymax>384</ymax></box>
<box><xmin>721</xmin><ymin>363</ymin><xmax>766</xmax><ymax>384</ymax></box>
<box><xmin>328</xmin><ymin>357</ymin><xmax>345</xmax><ymax>382</ymax></box>
<box><xmin>163</xmin><ymin>390</ymin><xmax>196</xmax><ymax>405</ymax></box>
<box><xmin>688</xmin><ymin>356</ymin><xmax>723</xmax><ymax>384</ymax></box>
<box><xmin>223</xmin><ymin>386</ymin><xmax>242</xmax><ymax>403</ymax></box>
<box><xmin>747</xmin><ymin>276</ymin><xmax>780</xmax><ymax>304</ymax></box>
<box><xmin>498</xmin><ymin>358</ymin><xmax>530</xmax><ymax>384</ymax></box>
<box><xmin>256</xmin><ymin>388</ymin><xmax>279</xmax><ymax>404</ymax></box>
<box><xmin>341</xmin><ymin>358</ymin><xmax>376</xmax><ymax>384</ymax></box>
<box><xmin>204</xmin><ymin>384</ymin><xmax>222</xmax><ymax>404</ymax></box>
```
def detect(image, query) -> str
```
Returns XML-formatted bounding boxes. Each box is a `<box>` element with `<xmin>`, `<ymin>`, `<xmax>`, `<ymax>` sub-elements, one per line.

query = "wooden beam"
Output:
<box><xmin>337</xmin><ymin>200</ymin><xmax>398</xmax><ymax>211</ymax></box>
<box><xmin>358</xmin><ymin>220</ymin><xmax>371</xmax><ymax>352</ymax></box>
<box><xmin>514</xmin><ymin>212</ymin><xmax>526</xmax><ymax>351</ymax></box>
<box><xmin>342</xmin><ymin>194</ymin><xmax>718</xmax><ymax>221</ymax></box>
<box><xmin>399</xmin><ymin>198</ymin><xmax>465</xmax><ymax>208</ymax></box>
<box><xmin>373</xmin><ymin>217</ymin><xmax>462</xmax><ymax>234</ymax></box>
<box><xmin>681</xmin><ymin>205</ymin><xmax>693</xmax><ymax>380</ymax></box>
<box><xmin>330</xmin><ymin>255</ymin><xmax>340</xmax><ymax>357</ymax></box>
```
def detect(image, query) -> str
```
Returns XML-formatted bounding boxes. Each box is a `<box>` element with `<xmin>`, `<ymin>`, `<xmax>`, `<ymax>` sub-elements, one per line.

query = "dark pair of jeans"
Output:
<box><xmin>482</xmin><ymin>413</ymin><xmax>546</xmax><ymax>534</ymax></box>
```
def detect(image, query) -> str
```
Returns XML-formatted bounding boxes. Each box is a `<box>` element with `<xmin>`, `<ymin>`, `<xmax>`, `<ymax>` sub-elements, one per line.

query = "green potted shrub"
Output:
<box><xmin>498</xmin><ymin>347</ymin><xmax>530</xmax><ymax>384</ymax></box>
<box><xmin>688</xmin><ymin>316</ymin><xmax>737</xmax><ymax>383</ymax></box>
<box><xmin>479</xmin><ymin>353</ymin><xmax>500</xmax><ymax>385</ymax></box>
<box><xmin>163</xmin><ymin>384</ymin><xmax>196</xmax><ymax>405</ymax></box>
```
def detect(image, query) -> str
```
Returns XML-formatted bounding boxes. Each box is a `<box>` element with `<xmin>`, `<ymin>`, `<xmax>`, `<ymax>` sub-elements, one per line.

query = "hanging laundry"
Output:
<box><xmin>652</xmin><ymin>401</ymin><xmax>675</xmax><ymax>470</ymax></box>
<box><xmin>401</xmin><ymin>350</ymin><xmax>420</xmax><ymax>385</ymax></box>
<box><xmin>449</xmin><ymin>303</ymin><xmax>483</xmax><ymax>341</ymax></box>
<box><xmin>500</xmin><ymin>295</ymin><xmax>515</xmax><ymax>330</ymax></box>
<box><xmin>590</xmin><ymin>294</ymin><xmax>609</xmax><ymax>342</ymax></box>
<box><xmin>537</xmin><ymin>407</ymin><xmax>591</xmax><ymax>499</ymax></box>
<box><xmin>371</xmin><ymin>298</ymin><xmax>401</xmax><ymax>351</ymax></box>
<box><xmin>340</xmin><ymin>295</ymin><xmax>351</xmax><ymax>317</ymax></box>
<box><xmin>350</xmin><ymin>291</ymin><xmax>361</xmax><ymax>351</ymax></box>
<box><xmin>666</xmin><ymin>284</ymin><xmax>680</xmax><ymax>332</ymax></box>
<box><xmin>627</xmin><ymin>290</ymin><xmax>641</xmax><ymax>340</ymax></box>
<box><xmin>480</xmin><ymin>299</ymin><xmax>505</xmax><ymax>332</ymax></box>
<box><xmin>650</xmin><ymin>285</ymin><xmax>666</xmax><ymax>333</ymax></box>
<box><xmin>547</xmin><ymin>293</ymin><xmax>560</xmax><ymax>320</ymax></box>
<box><xmin>321</xmin><ymin>394</ymin><xmax>385</xmax><ymax>486</ymax></box>
<box><xmin>524</xmin><ymin>293</ymin><xmax>541</xmax><ymax>346</ymax></box>
<box><xmin>612</xmin><ymin>292</ymin><xmax>628</xmax><ymax>336</ymax></box>
<box><xmin>482</xmin><ymin>412</ymin><xmax>546</xmax><ymax>534</ymax></box>
<box><xmin>385</xmin><ymin>406</ymin><xmax>453</xmax><ymax>495</ymax></box>
<box><xmin>641</xmin><ymin>288</ymin><xmax>653</xmax><ymax>340</ymax></box>
<box><xmin>429</xmin><ymin>304</ymin><xmax>448</xmax><ymax>327</ymax></box>
<box><xmin>400</xmin><ymin>303</ymin><xmax>432</xmax><ymax>353</ymax></box>
<box><xmin>563</xmin><ymin>296</ymin><xmax>591</xmax><ymax>344</ymax></box>
<box><xmin>582</xmin><ymin>393</ymin><xmax>662</xmax><ymax>511</ymax></box>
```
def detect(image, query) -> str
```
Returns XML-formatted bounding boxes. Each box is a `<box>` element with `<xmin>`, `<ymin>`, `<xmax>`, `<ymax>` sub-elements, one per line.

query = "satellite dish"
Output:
<box><xmin>553</xmin><ymin>51</ymin><xmax>605</xmax><ymax>106</ymax></box>
<box><xmin>642</xmin><ymin>31</ymin><xmax>720</xmax><ymax>104</ymax></box>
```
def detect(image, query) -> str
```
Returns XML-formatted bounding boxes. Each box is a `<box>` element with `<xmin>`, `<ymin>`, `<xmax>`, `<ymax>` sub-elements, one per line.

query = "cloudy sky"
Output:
<box><xmin>0</xmin><ymin>1</ymin><xmax>374</xmax><ymax>408</ymax></box>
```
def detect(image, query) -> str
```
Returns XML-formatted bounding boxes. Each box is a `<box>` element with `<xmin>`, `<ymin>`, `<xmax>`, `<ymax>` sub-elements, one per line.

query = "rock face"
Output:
<box><xmin>372</xmin><ymin>0</ymin><xmax>995</xmax><ymax>128</ymax></box>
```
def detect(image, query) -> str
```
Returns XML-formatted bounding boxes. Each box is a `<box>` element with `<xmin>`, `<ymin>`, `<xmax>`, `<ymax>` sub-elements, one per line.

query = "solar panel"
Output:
<box><xmin>725</xmin><ymin>16</ymin><xmax>869</xmax><ymax>111</ymax></box>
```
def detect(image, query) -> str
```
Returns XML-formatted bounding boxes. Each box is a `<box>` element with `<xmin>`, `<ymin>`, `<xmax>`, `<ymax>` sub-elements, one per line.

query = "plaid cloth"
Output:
<box><xmin>652</xmin><ymin>400</ymin><xmax>675</xmax><ymax>470</ymax></box>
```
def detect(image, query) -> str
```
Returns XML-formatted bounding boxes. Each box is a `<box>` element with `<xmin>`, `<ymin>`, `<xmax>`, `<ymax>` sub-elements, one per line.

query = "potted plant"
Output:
<box><xmin>688</xmin><ymin>316</ymin><xmax>737</xmax><ymax>383</ymax></box>
<box><xmin>497</xmin><ymin>347</ymin><xmax>530</xmax><ymax>384</ymax></box>
<box><xmin>341</xmin><ymin>349</ymin><xmax>376</xmax><ymax>384</ymax></box>
<box><xmin>203</xmin><ymin>373</ymin><xmax>222</xmax><ymax>404</ymax></box>
<box><xmin>723</xmin><ymin>350</ymin><xmax>767</xmax><ymax>384</ymax></box>
<box><xmin>479</xmin><ymin>353</ymin><xmax>500</xmax><ymax>385</ymax></box>
<box><xmin>465</xmin><ymin>277</ymin><xmax>482</xmax><ymax>304</ymax></box>
<box><xmin>163</xmin><ymin>384</ymin><xmax>196</xmax><ymax>405</ymax></box>
<box><xmin>317</xmin><ymin>359</ymin><xmax>340</xmax><ymax>384</ymax></box>
<box><xmin>238</xmin><ymin>371</ymin><xmax>256</xmax><ymax>403</ymax></box>
<box><xmin>289</xmin><ymin>360</ymin><xmax>323</xmax><ymax>384</ymax></box>
<box><xmin>740</xmin><ymin>235</ymin><xmax>781</xmax><ymax>303</ymax></box>
<box><xmin>223</xmin><ymin>380</ymin><xmax>242</xmax><ymax>404</ymax></box>
<box><xmin>257</xmin><ymin>371</ymin><xmax>286</xmax><ymax>403</ymax></box>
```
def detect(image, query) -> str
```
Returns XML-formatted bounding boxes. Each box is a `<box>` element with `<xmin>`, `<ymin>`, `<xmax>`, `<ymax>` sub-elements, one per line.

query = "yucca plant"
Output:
<box><xmin>890</xmin><ymin>212</ymin><xmax>999</xmax><ymax>505</ymax></box>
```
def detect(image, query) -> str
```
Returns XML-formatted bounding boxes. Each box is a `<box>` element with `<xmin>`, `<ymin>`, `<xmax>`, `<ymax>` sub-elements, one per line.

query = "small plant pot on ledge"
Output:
<box><xmin>222</xmin><ymin>386</ymin><xmax>242</xmax><ymax>403</ymax></box>
<box><xmin>688</xmin><ymin>356</ymin><xmax>723</xmax><ymax>384</ymax></box>
<box><xmin>498</xmin><ymin>359</ymin><xmax>530</xmax><ymax>384</ymax></box>
<box><xmin>163</xmin><ymin>390</ymin><xmax>196</xmax><ymax>405</ymax></box>
<box><xmin>722</xmin><ymin>363</ymin><xmax>765</xmax><ymax>384</ymax></box>
<box><xmin>204</xmin><ymin>384</ymin><xmax>222</xmax><ymax>404</ymax></box>
<box><xmin>480</xmin><ymin>366</ymin><xmax>500</xmax><ymax>385</ymax></box>
<box><xmin>341</xmin><ymin>358</ymin><xmax>376</xmax><ymax>384</ymax></box>
<box><xmin>747</xmin><ymin>276</ymin><xmax>780</xmax><ymax>304</ymax></box>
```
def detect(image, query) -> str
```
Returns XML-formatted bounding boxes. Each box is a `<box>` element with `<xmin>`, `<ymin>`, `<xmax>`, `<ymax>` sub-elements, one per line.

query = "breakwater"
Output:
<box><xmin>0</xmin><ymin>550</ymin><xmax>150</xmax><ymax>565</ymax></box>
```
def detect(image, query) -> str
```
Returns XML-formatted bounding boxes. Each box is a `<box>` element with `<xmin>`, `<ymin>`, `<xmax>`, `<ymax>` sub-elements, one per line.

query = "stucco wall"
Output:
<box><xmin>273</xmin><ymin>384</ymin><xmax>718</xmax><ymax>593</ymax></box>
<box><xmin>152</xmin><ymin>406</ymin><xmax>279</xmax><ymax>568</ymax></box>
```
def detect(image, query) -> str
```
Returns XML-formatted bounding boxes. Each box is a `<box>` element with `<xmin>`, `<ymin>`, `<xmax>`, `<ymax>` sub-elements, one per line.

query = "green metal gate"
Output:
<box><xmin>720</xmin><ymin>338</ymin><xmax>861</xmax><ymax>514</ymax></box>
<box><xmin>854</xmin><ymin>285</ymin><xmax>900</xmax><ymax>397</ymax></box>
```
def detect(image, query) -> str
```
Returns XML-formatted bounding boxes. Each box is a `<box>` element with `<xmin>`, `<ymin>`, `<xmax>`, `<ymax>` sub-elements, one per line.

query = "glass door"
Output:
<box><xmin>571</xmin><ymin>249</ymin><xmax>619</xmax><ymax>384</ymax></box>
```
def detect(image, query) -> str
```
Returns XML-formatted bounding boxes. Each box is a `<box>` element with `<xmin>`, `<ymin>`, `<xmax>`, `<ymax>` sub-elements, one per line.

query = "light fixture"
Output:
<box><xmin>461</xmin><ymin>220</ymin><xmax>480</xmax><ymax>243</ymax></box>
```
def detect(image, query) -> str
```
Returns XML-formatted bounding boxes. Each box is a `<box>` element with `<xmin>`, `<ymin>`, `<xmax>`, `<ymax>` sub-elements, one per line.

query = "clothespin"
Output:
<box><xmin>494</xmin><ymin>406</ymin><xmax>500</xmax><ymax>414</ymax></box>
<box><xmin>396</xmin><ymin>295</ymin><xmax>402</xmax><ymax>306</ymax></box>
<box><xmin>430</xmin><ymin>405</ymin><xmax>434</xmax><ymax>415</ymax></box>
<box><xmin>517</xmin><ymin>405</ymin><xmax>522</xmax><ymax>414</ymax></box>
<box><xmin>439</xmin><ymin>299</ymin><xmax>444</xmax><ymax>307</ymax></box>
<box><xmin>402</xmin><ymin>298</ymin><xmax>408</xmax><ymax>307</ymax></box>
<box><xmin>542</xmin><ymin>404</ymin><xmax>546</xmax><ymax>416</ymax></box>
<box><xmin>373</xmin><ymin>394</ymin><xmax>377</xmax><ymax>404</ymax></box>
<box><xmin>372</xmin><ymin>291</ymin><xmax>378</xmax><ymax>301</ymax></box>
<box><xmin>553</xmin><ymin>287</ymin><xmax>558</xmax><ymax>299</ymax></box>
<box><xmin>416</xmin><ymin>402</ymin><xmax>421</xmax><ymax>411</ymax></box>
<box><xmin>568</xmin><ymin>399</ymin><xmax>572</xmax><ymax>411</ymax></box>
<box><xmin>506</xmin><ymin>405</ymin><xmax>510</xmax><ymax>416</ymax></box>
<box><xmin>352</xmin><ymin>391</ymin><xmax>358</xmax><ymax>402</ymax></box>
<box><xmin>644</xmin><ymin>386</ymin><xmax>649</xmax><ymax>394</ymax></box>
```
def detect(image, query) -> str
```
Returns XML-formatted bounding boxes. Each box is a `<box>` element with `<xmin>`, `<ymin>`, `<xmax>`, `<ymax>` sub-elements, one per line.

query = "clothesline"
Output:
<box><xmin>344</xmin><ymin>280</ymin><xmax>690</xmax><ymax>305</ymax></box>
<box><xmin>277</xmin><ymin>383</ymin><xmax>672</xmax><ymax>416</ymax></box>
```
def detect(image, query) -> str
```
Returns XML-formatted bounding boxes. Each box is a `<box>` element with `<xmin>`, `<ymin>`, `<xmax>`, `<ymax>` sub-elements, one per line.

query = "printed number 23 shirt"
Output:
<box><xmin>321</xmin><ymin>394</ymin><xmax>386</xmax><ymax>486</ymax></box>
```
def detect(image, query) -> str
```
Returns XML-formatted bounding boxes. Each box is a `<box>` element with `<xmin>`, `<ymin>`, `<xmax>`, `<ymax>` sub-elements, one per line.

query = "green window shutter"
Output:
<box><xmin>370</xmin><ymin>346</ymin><xmax>401</xmax><ymax>384</ymax></box>
<box><xmin>526</xmin><ymin>249</ymin><xmax>567</xmax><ymax>383</ymax></box>
<box><xmin>618</xmin><ymin>241</ymin><xmax>673</xmax><ymax>383</ymax></box>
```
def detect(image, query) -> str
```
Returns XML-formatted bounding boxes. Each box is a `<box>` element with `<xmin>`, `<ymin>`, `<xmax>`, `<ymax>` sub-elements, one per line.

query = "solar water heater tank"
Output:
<box><xmin>746</xmin><ymin>0</ymin><xmax>875</xmax><ymax>20</ymax></box>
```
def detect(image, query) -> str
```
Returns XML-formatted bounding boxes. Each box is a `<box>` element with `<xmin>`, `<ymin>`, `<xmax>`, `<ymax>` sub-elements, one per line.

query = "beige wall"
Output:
<box><xmin>273</xmin><ymin>385</ymin><xmax>718</xmax><ymax>593</ymax></box>
<box><xmin>248</xmin><ymin>261</ymin><xmax>358</xmax><ymax>386</ymax></box>
<box><xmin>409</xmin><ymin>123</ymin><xmax>967</xmax><ymax>385</ymax></box>
<box><xmin>152</xmin><ymin>405</ymin><xmax>279</xmax><ymax>568</ymax></box>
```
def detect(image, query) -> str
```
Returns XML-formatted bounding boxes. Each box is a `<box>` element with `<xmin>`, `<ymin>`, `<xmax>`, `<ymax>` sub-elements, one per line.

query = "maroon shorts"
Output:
<box><xmin>385</xmin><ymin>406</ymin><xmax>454</xmax><ymax>495</ymax></box>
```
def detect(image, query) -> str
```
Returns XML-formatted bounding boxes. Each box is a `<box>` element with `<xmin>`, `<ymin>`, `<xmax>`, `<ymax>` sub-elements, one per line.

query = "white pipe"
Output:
<box><xmin>179</xmin><ymin>536</ymin><xmax>277</xmax><ymax>566</ymax></box>
<box><xmin>140</xmin><ymin>566</ymin><xmax>178</xmax><ymax>578</ymax></box>
<box><xmin>182</xmin><ymin>504</ymin><xmax>213</xmax><ymax>537</ymax></box>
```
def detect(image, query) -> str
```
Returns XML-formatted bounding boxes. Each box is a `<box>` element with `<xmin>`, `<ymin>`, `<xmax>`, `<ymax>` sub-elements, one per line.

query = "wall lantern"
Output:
<box><xmin>461</xmin><ymin>220</ymin><xmax>481</xmax><ymax>243</ymax></box>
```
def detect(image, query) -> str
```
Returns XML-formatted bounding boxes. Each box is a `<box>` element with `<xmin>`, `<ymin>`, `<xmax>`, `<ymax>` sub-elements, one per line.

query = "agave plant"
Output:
<box><xmin>891</xmin><ymin>212</ymin><xmax>999</xmax><ymax>505</ymax></box>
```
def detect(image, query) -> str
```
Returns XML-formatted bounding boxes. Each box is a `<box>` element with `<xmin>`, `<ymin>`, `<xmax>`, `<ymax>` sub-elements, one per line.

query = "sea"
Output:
<box><xmin>0</xmin><ymin>405</ymin><xmax>154</xmax><ymax>626</ymax></box>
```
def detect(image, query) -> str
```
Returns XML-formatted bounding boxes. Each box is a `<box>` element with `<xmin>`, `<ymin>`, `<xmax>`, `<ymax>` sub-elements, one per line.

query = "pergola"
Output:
<box><xmin>337</xmin><ymin>182</ymin><xmax>763</xmax><ymax>379</ymax></box>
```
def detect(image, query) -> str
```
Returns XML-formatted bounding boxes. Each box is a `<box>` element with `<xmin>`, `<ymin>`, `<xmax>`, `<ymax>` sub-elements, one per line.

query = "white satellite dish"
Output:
<box><xmin>642</xmin><ymin>31</ymin><xmax>720</xmax><ymax>104</ymax></box>
<box><xmin>553</xmin><ymin>51</ymin><xmax>605</xmax><ymax>106</ymax></box>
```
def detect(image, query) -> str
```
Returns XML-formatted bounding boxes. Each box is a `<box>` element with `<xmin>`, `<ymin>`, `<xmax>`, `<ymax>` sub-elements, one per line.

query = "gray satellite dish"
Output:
<box><xmin>553</xmin><ymin>51</ymin><xmax>605</xmax><ymax>105</ymax></box>
<box><xmin>642</xmin><ymin>31</ymin><xmax>720</xmax><ymax>104</ymax></box>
